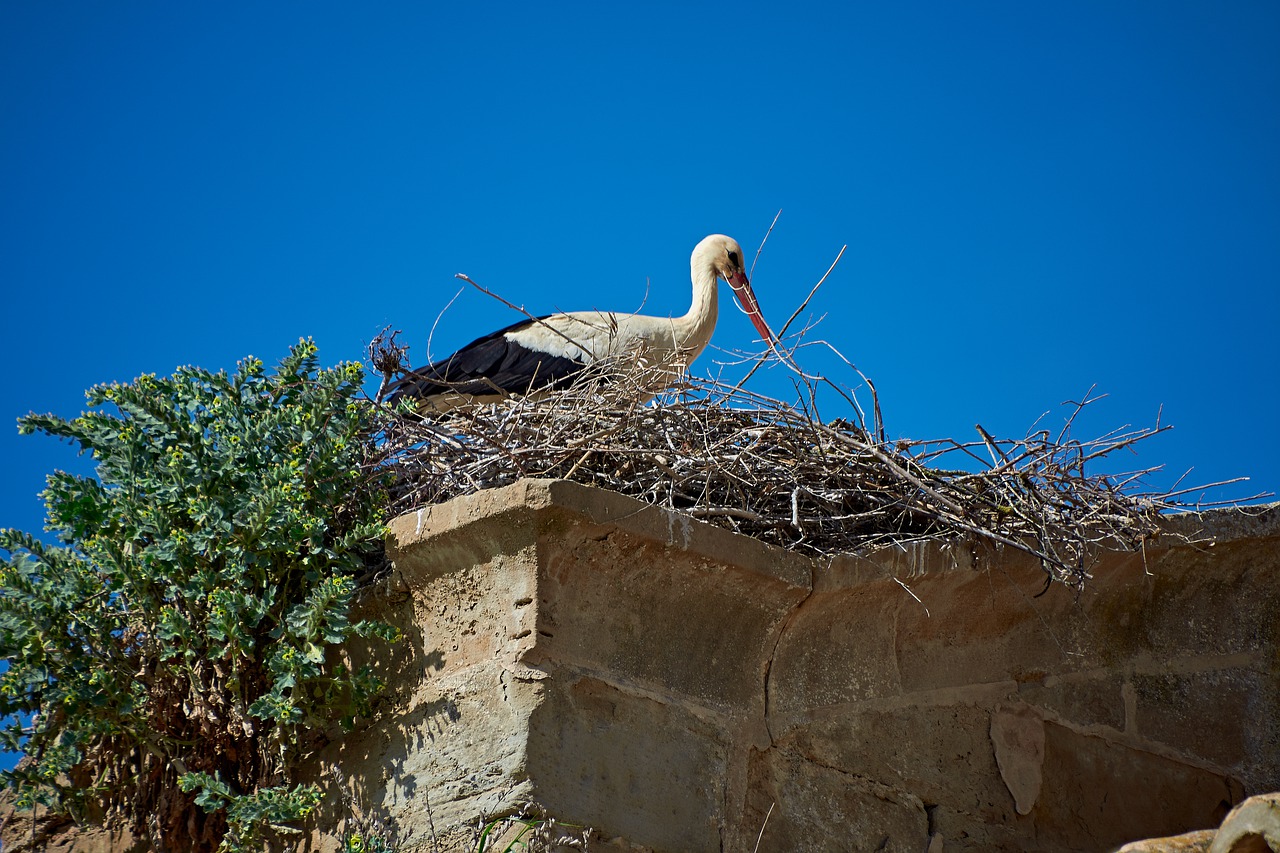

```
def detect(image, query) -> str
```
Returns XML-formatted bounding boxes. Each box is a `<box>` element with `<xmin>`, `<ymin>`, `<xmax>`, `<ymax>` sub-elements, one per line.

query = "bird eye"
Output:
<box><xmin>728</xmin><ymin>251</ymin><xmax>740</xmax><ymax>267</ymax></box>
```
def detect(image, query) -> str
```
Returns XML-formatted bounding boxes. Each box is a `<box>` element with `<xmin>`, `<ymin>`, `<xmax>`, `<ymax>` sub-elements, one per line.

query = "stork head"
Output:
<box><xmin>695</xmin><ymin>234</ymin><xmax>777</xmax><ymax>345</ymax></box>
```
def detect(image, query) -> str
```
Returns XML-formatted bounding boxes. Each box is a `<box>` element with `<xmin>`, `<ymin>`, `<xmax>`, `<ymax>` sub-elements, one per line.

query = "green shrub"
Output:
<box><xmin>0</xmin><ymin>339</ymin><xmax>396</xmax><ymax>851</ymax></box>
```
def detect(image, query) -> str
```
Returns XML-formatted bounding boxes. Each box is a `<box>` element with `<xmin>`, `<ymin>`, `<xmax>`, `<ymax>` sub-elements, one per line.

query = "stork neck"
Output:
<box><xmin>677</xmin><ymin>259</ymin><xmax>720</xmax><ymax>353</ymax></box>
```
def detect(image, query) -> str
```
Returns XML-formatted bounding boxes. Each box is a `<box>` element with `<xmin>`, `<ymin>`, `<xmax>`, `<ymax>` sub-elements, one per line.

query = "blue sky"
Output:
<box><xmin>2</xmin><ymin>3</ymin><xmax>1277</xmax><ymax>550</ymax></box>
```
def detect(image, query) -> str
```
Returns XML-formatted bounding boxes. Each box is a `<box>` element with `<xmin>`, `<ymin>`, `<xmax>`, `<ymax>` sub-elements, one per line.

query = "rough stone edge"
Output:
<box><xmin>390</xmin><ymin>481</ymin><xmax>1278</xmax><ymax>594</ymax></box>
<box><xmin>388</xmin><ymin>478</ymin><xmax>814</xmax><ymax>592</ymax></box>
<box><xmin>1159</xmin><ymin>501</ymin><xmax>1280</xmax><ymax>544</ymax></box>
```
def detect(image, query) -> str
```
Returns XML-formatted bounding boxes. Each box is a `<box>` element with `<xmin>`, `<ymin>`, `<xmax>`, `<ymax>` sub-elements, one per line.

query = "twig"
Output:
<box><xmin>426</xmin><ymin>287</ymin><xmax>465</xmax><ymax>363</ymax></box>
<box><xmin>753</xmin><ymin>802</ymin><xmax>776</xmax><ymax>853</ymax></box>
<box><xmin>751</xmin><ymin>210</ymin><xmax>782</xmax><ymax>281</ymax></box>
<box><xmin>732</xmin><ymin>243</ymin><xmax>847</xmax><ymax>393</ymax></box>
<box><xmin>893</xmin><ymin>577</ymin><xmax>930</xmax><ymax>617</ymax></box>
<box><xmin>455</xmin><ymin>273</ymin><xmax>588</xmax><ymax>353</ymax></box>
<box><xmin>776</xmin><ymin>244</ymin><xmax>846</xmax><ymax>341</ymax></box>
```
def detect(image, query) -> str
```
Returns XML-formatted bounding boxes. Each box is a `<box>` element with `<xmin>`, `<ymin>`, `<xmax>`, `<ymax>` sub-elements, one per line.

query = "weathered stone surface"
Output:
<box><xmin>312</xmin><ymin>501</ymin><xmax>550</xmax><ymax>840</ymax></box>
<box><xmin>743</xmin><ymin>747</ymin><xmax>930</xmax><ymax>853</ymax></box>
<box><xmin>1159</xmin><ymin>505</ymin><xmax>1280</xmax><ymax>544</ymax></box>
<box><xmin>528</xmin><ymin>675</ymin><xmax>729</xmax><ymax>852</ymax></box>
<box><xmin>366</xmin><ymin>480</ymin><xmax>812</xmax><ymax>852</ymax></box>
<box><xmin>888</xmin><ymin>552</ymin><xmax>1095</xmax><ymax>691</ymax></box>
<box><xmin>531</xmin><ymin>525</ymin><xmax>804</xmax><ymax>711</ymax></box>
<box><xmin>773</xmin><ymin>696</ymin><xmax>1019</xmax><ymax>826</ymax></box>
<box><xmin>1132</xmin><ymin>667</ymin><xmax>1280</xmax><ymax>778</ymax></box>
<box><xmin>1089</xmin><ymin>537</ymin><xmax>1280</xmax><ymax>667</ymax></box>
<box><xmin>764</xmin><ymin>583</ymin><xmax>903</xmax><ymax>721</ymax></box>
<box><xmin>990</xmin><ymin>701</ymin><xmax>1046</xmax><ymax>815</ymax></box>
<box><xmin>1015</xmin><ymin>671</ymin><xmax>1127</xmax><ymax>732</ymax></box>
<box><xmin>1033</xmin><ymin>722</ymin><xmax>1241</xmax><ymax>851</ymax></box>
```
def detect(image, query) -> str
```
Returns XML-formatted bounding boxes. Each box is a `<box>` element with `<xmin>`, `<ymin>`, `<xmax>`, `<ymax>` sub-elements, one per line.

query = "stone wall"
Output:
<box><xmin>5</xmin><ymin>479</ymin><xmax>1271</xmax><ymax>851</ymax></box>
<box><xmin>310</xmin><ymin>480</ymin><xmax>1278</xmax><ymax>852</ymax></box>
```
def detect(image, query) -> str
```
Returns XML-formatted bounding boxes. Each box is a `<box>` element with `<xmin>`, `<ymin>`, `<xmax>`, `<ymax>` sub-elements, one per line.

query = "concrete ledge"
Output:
<box><xmin>312</xmin><ymin>485</ymin><xmax>1278</xmax><ymax>852</ymax></box>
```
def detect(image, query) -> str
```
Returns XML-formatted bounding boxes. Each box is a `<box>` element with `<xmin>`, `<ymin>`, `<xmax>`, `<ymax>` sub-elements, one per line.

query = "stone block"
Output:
<box><xmin>766</xmin><ymin>584</ymin><xmax>903</xmax><ymax>726</ymax></box>
<box><xmin>772</xmin><ymin>697</ymin><xmax>1024</xmax><ymax>835</ymax></box>
<box><xmin>1086</xmin><ymin>542</ymin><xmax>1280</xmax><ymax>665</ymax></box>
<box><xmin>1016</xmin><ymin>671</ymin><xmax>1127</xmax><ymax>732</ymax></box>
<box><xmin>743</xmin><ymin>747</ymin><xmax>929</xmax><ymax>853</ymax></box>
<box><xmin>528</xmin><ymin>675</ymin><xmax>728</xmax><ymax>852</ymax></box>
<box><xmin>1116</xmin><ymin>829</ymin><xmax>1216</xmax><ymax>852</ymax></box>
<box><xmin>339</xmin><ymin>480</ymin><xmax>811</xmax><ymax>852</ymax></box>
<box><xmin>1115</xmin><ymin>790</ymin><xmax>1280</xmax><ymax>853</ymax></box>
<box><xmin>1034</xmin><ymin>722</ymin><xmax>1242</xmax><ymax>851</ymax></box>
<box><xmin>532</xmin><ymin>526</ymin><xmax>807</xmax><ymax>712</ymax></box>
<box><xmin>1131</xmin><ymin>667</ymin><xmax>1280</xmax><ymax>783</ymax></box>
<box><xmin>887</xmin><ymin>559</ymin><xmax>1114</xmax><ymax>693</ymax></box>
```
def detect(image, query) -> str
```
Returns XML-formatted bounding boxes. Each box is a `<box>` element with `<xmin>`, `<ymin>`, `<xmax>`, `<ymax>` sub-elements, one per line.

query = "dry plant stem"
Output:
<box><xmin>752</xmin><ymin>802</ymin><xmax>776</xmax><ymax>853</ymax></box>
<box><xmin>455</xmin><ymin>273</ymin><xmax>588</xmax><ymax>352</ymax></box>
<box><xmin>368</xmin><ymin>326</ymin><xmax>411</xmax><ymax>402</ymax></box>
<box><xmin>776</xmin><ymin>245</ymin><xmax>847</xmax><ymax>341</ymax></box>
<box><xmin>750</xmin><ymin>209</ymin><xmax>782</xmax><ymax>281</ymax></box>
<box><xmin>893</xmin><ymin>577</ymin><xmax>930</xmax><ymax>617</ymax></box>
<box><xmin>426</xmin><ymin>287</ymin><xmax>466</xmax><ymax>363</ymax></box>
<box><xmin>732</xmin><ymin>244</ymin><xmax>847</xmax><ymax>392</ymax></box>
<box><xmin>1157</xmin><ymin>478</ymin><xmax>1253</xmax><ymax>501</ymax></box>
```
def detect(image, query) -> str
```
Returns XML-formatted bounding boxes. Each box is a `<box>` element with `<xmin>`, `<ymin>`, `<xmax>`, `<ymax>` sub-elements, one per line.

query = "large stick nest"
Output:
<box><xmin>369</xmin><ymin>329</ymin><xmax>1244</xmax><ymax>590</ymax></box>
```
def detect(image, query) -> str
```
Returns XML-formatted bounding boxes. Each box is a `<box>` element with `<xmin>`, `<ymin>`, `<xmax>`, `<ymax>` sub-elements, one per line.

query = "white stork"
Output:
<box><xmin>385</xmin><ymin>234</ymin><xmax>776</xmax><ymax>409</ymax></box>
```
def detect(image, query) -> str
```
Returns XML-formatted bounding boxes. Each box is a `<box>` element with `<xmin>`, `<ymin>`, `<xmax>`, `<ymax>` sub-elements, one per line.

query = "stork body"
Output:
<box><xmin>386</xmin><ymin>234</ymin><xmax>773</xmax><ymax>409</ymax></box>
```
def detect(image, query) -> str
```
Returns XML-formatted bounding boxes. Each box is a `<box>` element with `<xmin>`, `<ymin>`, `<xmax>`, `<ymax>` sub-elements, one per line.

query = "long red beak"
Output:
<box><xmin>727</xmin><ymin>270</ymin><xmax>777</xmax><ymax>345</ymax></box>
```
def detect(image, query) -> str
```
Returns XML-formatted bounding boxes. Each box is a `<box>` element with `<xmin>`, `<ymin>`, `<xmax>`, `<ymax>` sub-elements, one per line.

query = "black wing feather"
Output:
<box><xmin>386</xmin><ymin>315</ymin><xmax>587</xmax><ymax>404</ymax></box>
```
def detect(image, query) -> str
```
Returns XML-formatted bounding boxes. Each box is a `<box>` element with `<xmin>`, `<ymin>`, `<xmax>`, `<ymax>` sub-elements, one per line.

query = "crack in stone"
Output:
<box><xmin>761</xmin><ymin>559</ymin><xmax>817</xmax><ymax>746</ymax></box>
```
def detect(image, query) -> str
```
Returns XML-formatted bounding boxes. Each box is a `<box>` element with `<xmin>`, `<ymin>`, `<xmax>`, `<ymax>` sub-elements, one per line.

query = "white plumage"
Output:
<box><xmin>386</xmin><ymin>234</ymin><xmax>774</xmax><ymax>409</ymax></box>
